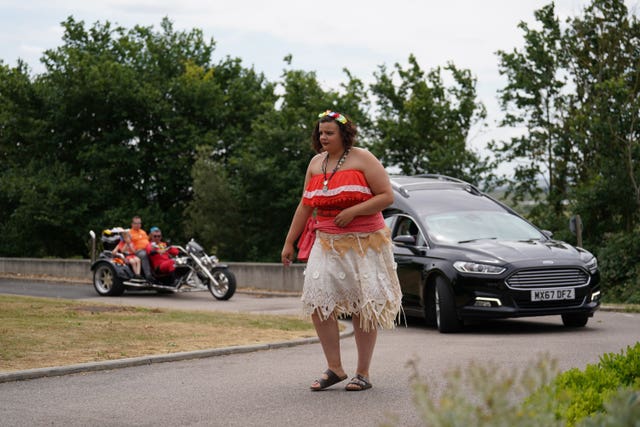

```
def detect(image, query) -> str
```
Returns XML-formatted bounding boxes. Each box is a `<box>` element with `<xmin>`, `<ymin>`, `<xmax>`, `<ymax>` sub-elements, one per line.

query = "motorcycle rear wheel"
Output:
<box><xmin>207</xmin><ymin>268</ymin><xmax>236</xmax><ymax>300</ymax></box>
<box><xmin>93</xmin><ymin>263</ymin><xmax>125</xmax><ymax>296</ymax></box>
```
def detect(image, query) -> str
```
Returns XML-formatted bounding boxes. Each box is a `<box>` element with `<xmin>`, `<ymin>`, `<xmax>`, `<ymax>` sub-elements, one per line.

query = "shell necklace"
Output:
<box><xmin>322</xmin><ymin>149</ymin><xmax>350</xmax><ymax>193</ymax></box>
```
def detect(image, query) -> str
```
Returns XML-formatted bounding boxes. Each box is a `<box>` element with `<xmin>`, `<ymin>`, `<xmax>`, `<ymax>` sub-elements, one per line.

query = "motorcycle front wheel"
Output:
<box><xmin>207</xmin><ymin>268</ymin><xmax>236</xmax><ymax>300</ymax></box>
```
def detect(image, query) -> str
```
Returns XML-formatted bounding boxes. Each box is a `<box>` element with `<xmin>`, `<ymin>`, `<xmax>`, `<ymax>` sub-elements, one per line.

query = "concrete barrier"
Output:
<box><xmin>0</xmin><ymin>258</ymin><xmax>305</xmax><ymax>293</ymax></box>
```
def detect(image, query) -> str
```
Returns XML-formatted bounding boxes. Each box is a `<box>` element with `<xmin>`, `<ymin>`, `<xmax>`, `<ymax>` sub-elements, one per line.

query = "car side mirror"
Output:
<box><xmin>393</xmin><ymin>235</ymin><xmax>416</xmax><ymax>245</ymax></box>
<box><xmin>542</xmin><ymin>230</ymin><xmax>553</xmax><ymax>239</ymax></box>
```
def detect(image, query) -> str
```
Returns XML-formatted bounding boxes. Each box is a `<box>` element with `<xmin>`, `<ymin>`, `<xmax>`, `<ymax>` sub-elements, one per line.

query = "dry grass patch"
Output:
<box><xmin>0</xmin><ymin>295</ymin><xmax>315</xmax><ymax>372</ymax></box>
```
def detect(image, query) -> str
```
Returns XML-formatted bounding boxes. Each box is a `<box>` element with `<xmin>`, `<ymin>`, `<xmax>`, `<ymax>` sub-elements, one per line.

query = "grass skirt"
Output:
<box><xmin>301</xmin><ymin>228</ymin><xmax>403</xmax><ymax>332</ymax></box>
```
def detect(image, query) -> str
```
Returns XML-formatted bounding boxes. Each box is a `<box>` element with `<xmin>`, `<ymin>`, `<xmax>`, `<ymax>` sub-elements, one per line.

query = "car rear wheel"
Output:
<box><xmin>93</xmin><ymin>263</ymin><xmax>125</xmax><ymax>296</ymax></box>
<box><xmin>561</xmin><ymin>313</ymin><xmax>589</xmax><ymax>327</ymax></box>
<box><xmin>435</xmin><ymin>277</ymin><xmax>463</xmax><ymax>333</ymax></box>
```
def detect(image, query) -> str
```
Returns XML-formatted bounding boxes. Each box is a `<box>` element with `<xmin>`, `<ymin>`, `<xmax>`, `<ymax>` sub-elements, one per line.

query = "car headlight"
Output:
<box><xmin>453</xmin><ymin>261</ymin><xmax>506</xmax><ymax>275</ymax></box>
<box><xmin>585</xmin><ymin>257</ymin><xmax>598</xmax><ymax>274</ymax></box>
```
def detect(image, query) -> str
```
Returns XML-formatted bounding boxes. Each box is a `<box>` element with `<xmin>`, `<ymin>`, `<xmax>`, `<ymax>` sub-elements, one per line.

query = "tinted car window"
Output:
<box><xmin>408</xmin><ymin>188</ymin><xmax>504</xmax><ymax>216</ymax></box>
<box><xmin>424</xmin><ymin>210</ymin><xmax>545</xmax><ymax>244</ymax></box>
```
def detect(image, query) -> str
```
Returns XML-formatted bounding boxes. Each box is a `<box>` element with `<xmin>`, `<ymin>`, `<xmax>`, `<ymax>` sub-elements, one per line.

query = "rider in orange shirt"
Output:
<box><xmin>129</xmin><ymin>216</ymin><xmax>149</xmax><ymax>250</ymax></box>
<box><xmin>129</xmin><ymin>216</ymin><xmax>152</xmax><ymax>279</ymax></box>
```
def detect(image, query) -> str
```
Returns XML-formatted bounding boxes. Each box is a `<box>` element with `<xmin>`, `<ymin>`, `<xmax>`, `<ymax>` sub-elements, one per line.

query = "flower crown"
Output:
<box><xmin>318</xmin><ymin>110</ymin><xmax>348</xmax><ymax>124</ymax></box>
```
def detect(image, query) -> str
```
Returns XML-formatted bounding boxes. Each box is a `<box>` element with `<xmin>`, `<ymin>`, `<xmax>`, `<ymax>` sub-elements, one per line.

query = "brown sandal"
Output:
<box><xmin>310</xmin><ymin>369</ymin><xmax>348</xmax><ymax>391</ymax></box>
<box><xmin>345</xmin><ymin>374</ymin><xmax>372</xmax><ymax>391</ymax></box>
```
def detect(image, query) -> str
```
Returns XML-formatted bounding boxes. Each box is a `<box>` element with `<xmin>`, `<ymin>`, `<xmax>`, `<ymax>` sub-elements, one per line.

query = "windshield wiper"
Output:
<box><xmin>458</xmin><ymin>237</ymin><xmax>497</xmax><ymax>243</ymax></box>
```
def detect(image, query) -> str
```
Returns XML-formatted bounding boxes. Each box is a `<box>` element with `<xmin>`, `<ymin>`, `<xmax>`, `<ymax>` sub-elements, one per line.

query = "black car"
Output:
<box><xmin>384</xmin><ymin>175</ymin><xmax>601</xmax><ymax>333</ymax></box>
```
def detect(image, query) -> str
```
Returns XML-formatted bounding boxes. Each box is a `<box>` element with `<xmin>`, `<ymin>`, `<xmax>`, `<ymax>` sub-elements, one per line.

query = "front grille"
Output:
<box><xmin>506</xmin><ymin>268</ymin><xmax>589</xmax><ymax>289</ymax></box>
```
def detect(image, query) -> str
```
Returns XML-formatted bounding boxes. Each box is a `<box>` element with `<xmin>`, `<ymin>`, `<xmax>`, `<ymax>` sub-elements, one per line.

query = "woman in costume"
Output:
<box><xmin>281</xmin><ymin>110</ymin><xmax>402</xmax><ymax>391</ymax></box>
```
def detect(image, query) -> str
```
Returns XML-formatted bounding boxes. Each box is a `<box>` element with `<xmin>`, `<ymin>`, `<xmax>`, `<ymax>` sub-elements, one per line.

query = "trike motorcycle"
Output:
<box><xmin>89</xmin><ymin>229</ymin><xmax>236</xmax><ymax>300</ymax></box>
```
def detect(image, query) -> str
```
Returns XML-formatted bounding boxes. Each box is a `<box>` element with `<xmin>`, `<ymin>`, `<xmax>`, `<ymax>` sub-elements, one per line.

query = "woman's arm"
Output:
<box><xmin>112</xmin><ymin>242</ymin><xmax>122</xmax><ymax>254</ymax></box>
<box><xmin>281</xmin><ymin>159</ymin><xmax>318</xmax><ymax>265</ymax></box>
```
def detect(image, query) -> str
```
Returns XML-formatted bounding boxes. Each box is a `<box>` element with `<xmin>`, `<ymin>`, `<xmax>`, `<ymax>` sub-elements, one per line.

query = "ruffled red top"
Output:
<box><xmin>303</xmin><ymin>170</ymin><xmax>373</xmax><ymax>211</ymax></box>
<box><xmin>297</xmin><ymin>170</ymin><xmax>385</xmax><ymax>260</ymax></box>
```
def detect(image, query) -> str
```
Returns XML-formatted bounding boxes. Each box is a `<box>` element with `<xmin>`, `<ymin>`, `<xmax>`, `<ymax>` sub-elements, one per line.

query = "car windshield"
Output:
<box><xmin>423</xmin><ymin>210</ymin><xmax>545</xmax><ymax>244</ymax></box>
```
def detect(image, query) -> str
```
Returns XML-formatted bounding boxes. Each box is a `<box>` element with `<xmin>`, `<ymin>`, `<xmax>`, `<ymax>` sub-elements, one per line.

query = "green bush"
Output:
<box><xmin>596</xmin><ymin>229</ymin><xmax>640</xmax><ymax>304</ymax></box>
<box><xmin>528</xmin><ymin>342</ymin><xmax>640</xmax><ymax>426</ymax></box>
<box><xmin>579</xmin><ymin>388</ymin><xmax>640</xmax><ymax>427</ymax></box>
<box><xmin>394</xmin><ymin>343</ymin><xmax>640</xmax><ymax>427</ymax></box>
<box><xmin>387</xmin><ymin>355</ymin><xmax>563</xmax><ymax>427</ymax></box>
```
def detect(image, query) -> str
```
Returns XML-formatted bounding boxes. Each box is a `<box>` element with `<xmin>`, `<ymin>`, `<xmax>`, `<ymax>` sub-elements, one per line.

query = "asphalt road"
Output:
<box><xmin>1</xmin><ymin>280</ymin><xmax>640</xmax><ymax>426</ymax></box>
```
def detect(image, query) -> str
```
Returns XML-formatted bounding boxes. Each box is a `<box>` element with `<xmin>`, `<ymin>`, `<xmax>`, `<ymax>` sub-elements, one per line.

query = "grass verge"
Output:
<box><xmin>0</xmin><ymin>294</ymin><xmax>315</xmax><ymax>372</ymax></box>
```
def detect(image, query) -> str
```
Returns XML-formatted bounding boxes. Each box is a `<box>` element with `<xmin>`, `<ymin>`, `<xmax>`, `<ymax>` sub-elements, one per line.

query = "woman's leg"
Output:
<box><xmin>351</xmin><ymin>314</ymin><xmax>377</xmax><ymax>379</ymax></box>
<box><xmin>131</xmin><ymin>257</ymin><xmax>141</xmax><ymax>275</ymax></box>
<box><xmin>311</xmin><ymin>311</ymin><xmax>346</xmax><ymax>381</ymax></box>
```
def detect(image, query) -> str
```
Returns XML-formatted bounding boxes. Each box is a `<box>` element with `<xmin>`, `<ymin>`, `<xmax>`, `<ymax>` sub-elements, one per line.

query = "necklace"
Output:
<box><xmin>322</xmin><ymin>149</ymin><xmax>350</xmax><ymax>193</ymax></box>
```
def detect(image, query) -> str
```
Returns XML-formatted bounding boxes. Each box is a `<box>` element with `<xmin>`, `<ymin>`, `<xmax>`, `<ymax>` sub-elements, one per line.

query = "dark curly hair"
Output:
<box><xmin>311</xmin><ymin>113</ymin><xmax>358</xmax><ymax>153</ymax></box>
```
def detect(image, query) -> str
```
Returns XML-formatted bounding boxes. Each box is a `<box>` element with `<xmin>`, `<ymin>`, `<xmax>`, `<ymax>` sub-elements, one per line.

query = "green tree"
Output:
<box><xmin>565</xmin><ymin>0</ymin><xmax>640</xmax><ymax>236</ymax></box>
<box><xmin>0</xmin><ymin>17</ymin><xmax>274</xmax><ymax>257</ymax></box>
<box><xmin>368</xmin><ymin>54</ymin><xmax>491</xmax><ymax>184</ymax></box>
<box><xmin>492</xmin><ymin>3</ymin><xmax>570</xmax><ymax>211</ymax></box>
<box><xmin>184</xmin><ymin>145</ymin><xmax>242</xmax><ymax>258</ymax></box>
<box><xmin>494</xmin><ymin>0</ymin><xmax>640</xmax><ymax>243</ymax></box>
<box><xmin>0</xmin><ymin>60</ymin><xmax>85</xmax><ymax>256</ymax></box>
<box><xmin>493</xmin><ymin>0</ymin><xmax>640</xmax><ymax>302</ymax></box>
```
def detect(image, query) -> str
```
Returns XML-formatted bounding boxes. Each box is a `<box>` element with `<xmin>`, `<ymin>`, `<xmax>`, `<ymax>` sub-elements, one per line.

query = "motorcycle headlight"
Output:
<box><xmin>453</xmin><ymin>261</ymin><xmax>505</xmax><ymax>275</ymax></box>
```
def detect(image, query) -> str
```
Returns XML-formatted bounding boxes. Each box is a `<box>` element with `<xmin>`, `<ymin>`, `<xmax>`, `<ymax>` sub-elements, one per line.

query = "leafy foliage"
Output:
<box><xmin>493</xmin><ymin>0</ymin><xmax>640</xmax><ymax>303</ymax></box>
<box><xmin>493</xmin><ymin>3</ymin><xmax>570</xmax><ymax>210</ymax></box>
<box><xmin>579</xmin><ymin>388</ymin><xmax>640</xmax><ymax>427</ymax></box>
<box><xmin>0</xmin><ymin>16</ymin><xmax>487</xmax><ymax>261</ymax></box>
<box><xmin>369</xmin><ymin>55</ymin><xmax>494</xmax><ymax>185</ymax></box>
<box><xmin>391</xmin><ymin>344</ymin><xmax>640</xmax><ymax>427</ymax></box>
<box><xmin>0</xmin><ymin>17</ymin><xmax>274</xmax><ymax>257</ymax></box>
<box><xmin>386</xmin><ymin>355</ymin><xmax>563</xmax><ymax>427</ymax></box>
<box><xmin>596</xmin><ymin>228</ymin><xmax>640</xmax><ymax>304</ymax></box>
<box><xmin>528</xmin><ymin>342</ymin><xmax>640</xmax><ymax>426</ymax></box>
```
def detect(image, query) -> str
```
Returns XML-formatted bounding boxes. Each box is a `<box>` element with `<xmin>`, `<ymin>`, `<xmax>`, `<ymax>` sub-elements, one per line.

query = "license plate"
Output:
<box><xmin>530</xmin><ymin>288</ymin><xmax>575</xmax><ymax>301</ymax></box>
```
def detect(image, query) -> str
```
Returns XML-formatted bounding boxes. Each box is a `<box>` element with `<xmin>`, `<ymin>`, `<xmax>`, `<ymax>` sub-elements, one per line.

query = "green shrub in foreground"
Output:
<box><xmin>390</xmin><ymin>355</ymin><xmax>563</xmax><ymax>427</ymax></box>
<box><xmin>530</xmin><ymin>342</ymin><xmax>640</xmax><ymax>426</ymax></box>
<box><xmin>579</xmin><ymin>388</ymin><xmax>640</xmax><ymax>427</ymax></box>
<box><xmin>597</xmin><ymin>229</ymin><xmax>640</xmax><ymax>304</ymax></box>
<box><xmin>392</xmin><ymin>343</ymin><xmax>640</xmax><ymax>427</ymax></box>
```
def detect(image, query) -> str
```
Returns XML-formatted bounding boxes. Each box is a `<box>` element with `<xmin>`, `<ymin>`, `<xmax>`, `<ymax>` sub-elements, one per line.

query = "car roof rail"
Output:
<box><xmin>413</xmin><ymin>174</ymin><xmax>483</xmax><ymax>195</ymax></box>
<box><xmin>390</xmin><ymin>174</ymin><xmax>485</xmax><ymax>198</ymax></box>
<box><xmin>390</xmin><ymin>180</ymin><xmax>410</xmax><ymax>198</ymax></box>
<box><xmin>414</xmin><ymin>174</ymin><xmax>468</xmax><ymax>184</ymax></box>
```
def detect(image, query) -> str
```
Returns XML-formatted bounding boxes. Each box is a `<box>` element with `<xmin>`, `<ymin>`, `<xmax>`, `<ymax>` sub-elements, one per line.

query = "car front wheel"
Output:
<box><xmin>435</xmin><ymin>277</ymin><xmax>463</xmax><ymax>333</ymax></box>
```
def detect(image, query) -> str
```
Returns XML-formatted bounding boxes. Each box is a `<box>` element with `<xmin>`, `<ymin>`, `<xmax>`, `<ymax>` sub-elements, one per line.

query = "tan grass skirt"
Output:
<box><xmin>301</xmin><ymin>228</ymin><xmax>403</xmax><ymax>332</ymax></box>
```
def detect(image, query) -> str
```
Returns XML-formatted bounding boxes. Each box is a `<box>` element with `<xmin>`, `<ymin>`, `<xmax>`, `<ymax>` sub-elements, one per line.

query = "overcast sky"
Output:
<box><xmin>1</xmin><ymin>0</ymin><xmax>638</xmax><ymax>173</ymax></box>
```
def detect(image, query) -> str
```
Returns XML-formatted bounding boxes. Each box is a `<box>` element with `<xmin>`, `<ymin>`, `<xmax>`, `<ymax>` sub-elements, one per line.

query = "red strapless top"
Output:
<box><xmin>297</xmin><ymin>170</ymin><xmax>385</xmax><ymax>259</ymax></box>
<box><xmin>303</xmin><ymin>169</ymin><xmax>373</xmax><ymax>213</ymax></box>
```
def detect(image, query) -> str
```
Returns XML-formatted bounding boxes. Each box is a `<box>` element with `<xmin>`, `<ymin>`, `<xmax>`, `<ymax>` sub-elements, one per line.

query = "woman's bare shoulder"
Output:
<box><xmin>349</xmin><ymin>147</ymin><xmax>382</xmax><ymax>166</ymax></box>
<box><xmin>307</xmin><ymin>152</ymin><xmax>325</xmax><ymax>175</ymax></box>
